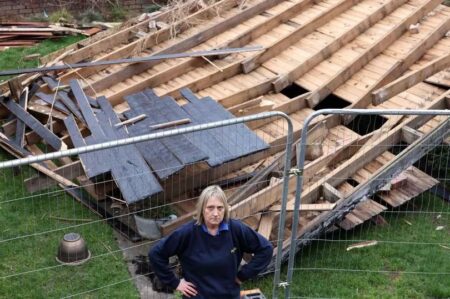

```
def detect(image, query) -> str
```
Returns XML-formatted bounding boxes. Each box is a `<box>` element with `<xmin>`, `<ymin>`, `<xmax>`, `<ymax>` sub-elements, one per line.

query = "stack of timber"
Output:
<box><xmin>0</xmin><ymin>21</ymin><xmax>104</xmax><ymax>49</ymax></box>
<box><xmin>0</xmin><ymin>0</ymin><xmax>449</xmax><ymax>267</ymax></box>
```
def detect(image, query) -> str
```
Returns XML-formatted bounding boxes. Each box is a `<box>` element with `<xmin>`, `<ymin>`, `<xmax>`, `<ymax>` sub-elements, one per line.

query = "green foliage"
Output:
<box><xmin>109</xmin><ymin>3</ymin><xmax>128</xmax><ymax>21</ymax></box>
<box><xmin>49</xmin><ymin>8</ymin><xmax>75</xmax><ymax>24</ymax></box>
<box><xmin>144</xmin><ymin>4</ymin><xmax>162</xmax><ymax>13</ymax></box>
<box><xmin>245</xmin><ymin>193</ymin><xmax>450</xmax><ymax>298</ymax></box>
<box><xmin>444</xmin><ymin>0</ymin><xmax>450</xmax><ymax>7</ymax></box>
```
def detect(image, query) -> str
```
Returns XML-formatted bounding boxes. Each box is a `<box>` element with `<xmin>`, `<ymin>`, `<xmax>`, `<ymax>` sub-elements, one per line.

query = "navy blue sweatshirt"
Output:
<box><xmin>149</xmin><ymin>219</ymin><xmax>273</xmax><ymax>299</ymax></box>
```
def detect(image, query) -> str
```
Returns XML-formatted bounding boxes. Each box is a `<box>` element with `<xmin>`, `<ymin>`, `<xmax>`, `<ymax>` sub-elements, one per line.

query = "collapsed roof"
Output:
<box><xmin>0</xmin><ymin>0</ymin><xmax>449</xmax><ymax>268</ymax></box>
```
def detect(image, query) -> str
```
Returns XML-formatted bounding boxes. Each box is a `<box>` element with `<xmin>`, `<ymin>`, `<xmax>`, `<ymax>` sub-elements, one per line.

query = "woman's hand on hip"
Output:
<box><xmin>176</xmin><ymin>278</ymin><xmax>198</xmax><ymax>297</ymax></box>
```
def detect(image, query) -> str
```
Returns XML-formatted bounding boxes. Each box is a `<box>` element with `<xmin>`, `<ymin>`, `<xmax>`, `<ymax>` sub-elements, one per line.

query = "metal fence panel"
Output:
<box><xmin>282</xmin><ymin>109</ymin><xmax>450</xmax><ymax>299</ymax></box>
<box><xmin>0</xmin><ymin>112</ymin><xmax>293</xmax><ymax>298</ymax></box>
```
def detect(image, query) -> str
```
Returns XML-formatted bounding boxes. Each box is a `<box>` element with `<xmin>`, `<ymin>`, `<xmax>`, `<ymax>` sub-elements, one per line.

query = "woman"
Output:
<box><xmin>149</xmin><ymin>185</ymin><xmax>273</xmax><ymax>298</ymax></box>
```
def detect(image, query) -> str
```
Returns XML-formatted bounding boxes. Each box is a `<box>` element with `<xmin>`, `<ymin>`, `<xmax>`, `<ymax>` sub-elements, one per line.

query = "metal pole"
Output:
<box><xmin>0</xmin><ymin>46</ymin><xmax>263</xmax><ymax>76</ymax></box>
<box><xmin>285</xmin><ymin>109</ymin><xmax>450</xmax><ymax>298</ymax></box>
<box><xmin>0</xmin><ymin>111</ymin><xmax>291</xmax><ymax>169</ymax></box>
<box><xmin>271</xmin><ymin>111</ymin><xmax>294</xmax><ymax>299</ymax></box>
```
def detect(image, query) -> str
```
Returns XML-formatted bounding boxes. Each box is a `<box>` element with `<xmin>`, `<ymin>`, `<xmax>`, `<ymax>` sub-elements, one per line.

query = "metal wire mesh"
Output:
<box><xmin>0</xmin><ymin>112</ymin><xmax>293</xmax><ymax>298</ymax></box>
<box><xmin>281</xmin><ymin>109</ymin><xmax>450</xmax><ymax>299</ymax></box>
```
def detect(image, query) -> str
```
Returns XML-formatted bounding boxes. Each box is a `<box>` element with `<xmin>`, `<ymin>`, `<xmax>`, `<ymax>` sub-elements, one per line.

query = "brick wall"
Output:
<box><xmin>0</xmin><ymin>0</ymin><xmax>156</xmax><ymax>21</ymax></box>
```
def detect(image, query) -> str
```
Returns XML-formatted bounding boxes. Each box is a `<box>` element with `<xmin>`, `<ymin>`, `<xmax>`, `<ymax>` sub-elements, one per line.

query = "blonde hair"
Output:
<box><xmin>195</xmin><ymin>185</ymin><xmax>229</xmax><ymax>225</ymax></box>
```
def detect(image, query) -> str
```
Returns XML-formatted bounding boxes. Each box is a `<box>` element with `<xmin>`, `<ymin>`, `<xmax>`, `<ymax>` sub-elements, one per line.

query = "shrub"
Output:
<box><xmin>144</xmin><ymin>4</ymin><xmax>162</xmax><ymax>13</ymax></box>
<box><xmin>109</xmin><ymin>2</ymin><xmax>128</xmax><ymax>21</ymax></box>
<box><xmin>49</xmin><ymin>8</ymin><xmax>75</xmax><ymax>24</ymax></box>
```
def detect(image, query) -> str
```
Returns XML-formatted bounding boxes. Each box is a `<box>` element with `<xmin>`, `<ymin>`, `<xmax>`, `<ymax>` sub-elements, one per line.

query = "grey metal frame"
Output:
<box><xmin>282</xmin><ymin>109</ymin><xmax>450</xmax><ymax>299</ymax></box>
<box><xmin>0</xmin><ymin>111</ymin><xmax>294</xmax><ymax>297</ymax></box>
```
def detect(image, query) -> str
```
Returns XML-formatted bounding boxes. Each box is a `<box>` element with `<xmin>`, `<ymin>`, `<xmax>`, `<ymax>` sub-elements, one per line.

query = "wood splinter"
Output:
<box><xmin>114</xmin><ymin>114</ymin><xmax>146</xmax><ymax>127</ymax></box>
<box><xmin>150</xmin><ymin>118</ymin><xmax>191</xmax><ymax>130</ymax></box>
<box><xmin>346</xmin><ymin>240</ymin><xmax>378</xmax><ymax>251</ymax></box>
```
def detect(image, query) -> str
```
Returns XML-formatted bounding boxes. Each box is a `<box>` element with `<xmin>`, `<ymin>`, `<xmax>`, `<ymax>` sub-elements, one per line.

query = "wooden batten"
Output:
<box><xmin>306</xmin><ymin>0</ymin><xmax>442</xmax><ymax>108</ymax></box>
<box><xmin>25</xmin><ymin>160</ymin><xmax>83</xmax><ymax>193</ymax></box>
<box><xmin>345</xmin><ymin>15</ymin><xmax>450</xmax><ymax>115</ymax></box>
<box><xmin>243</xmin><ymin>0</ymin><xmax>362</xmax><ymax>75</ymax></box>
<box><xmin>401</xmin><ymin>126</ymin><xmax>424</xmax><ymax>144</ymax></box>
<box><xmin>87</xmin><ymin>0</ymin><xmax>265</xmax><ymax>94</ymax></box>
<box><xmin>372</xmin><ymin>53</ymin><xmax>450</xmax><ymax>105</ymax></box>
<box><xmin>322</xmin><ymin>183</ymin><xmax>342</xmax><ymax>203</ymax></box>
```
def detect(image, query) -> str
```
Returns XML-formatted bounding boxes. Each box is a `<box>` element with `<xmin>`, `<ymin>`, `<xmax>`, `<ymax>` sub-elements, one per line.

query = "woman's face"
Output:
<box><xmin>203</xmin><ymin>196</ymin><xmax>225</xmax><ymax>228</ymax></box>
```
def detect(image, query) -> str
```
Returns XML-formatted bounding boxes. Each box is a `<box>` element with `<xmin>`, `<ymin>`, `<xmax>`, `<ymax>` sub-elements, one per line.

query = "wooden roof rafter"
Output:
<box><xmin>105</xmin><ymin>0</ymin><xmax>317</xmax><ymax>105</ymax></box>
<box><xmin>305</xmin><ymin>0</ymin><xmax>442</xmax><ymax>108</ymax></box>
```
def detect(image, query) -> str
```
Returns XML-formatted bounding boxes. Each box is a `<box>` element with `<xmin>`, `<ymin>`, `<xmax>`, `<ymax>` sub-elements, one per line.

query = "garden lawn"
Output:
<box><xmin>0</xmin><ymin>38</ymin><xmax>139</xmax><ymax>298</ymax></box>
<box><xmin>245</xmin><ymin>192</ymin><xmax>450</xmax><ymax>298</ymax></box>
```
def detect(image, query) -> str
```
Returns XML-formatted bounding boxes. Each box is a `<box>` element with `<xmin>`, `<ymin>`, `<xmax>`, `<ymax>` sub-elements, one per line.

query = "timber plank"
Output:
<box><xmin>180</xmin><ymin>88</ymin><xmax>268</xmax><ymax>160</ymax></box>
<box><xmin>35</xmin><ymin>92</ymin><xmax>70</xmax><ymax>115</ymax></box>
<box><xmin>142</xmin><ymin>89</ymin><xmax>208</xmax><ymax>165</ymax></box>
<box><xmin>373</xmin><ymin>52</ymin><xmax>450</xmax><ymax>104</ymax></box>
<box><xmin>14</xmin><ymin>88</ymin><xmax>28</xmax><ymax>148</ymax></box>
<box><xmin>96</xmin><ymin>97</ymin><xmax>163</xmax><ymax>202</ymax></box>
<box><xmin>0</xmin><ymin>96</ymin><xmax>61</xmax><ymax>150</ymax></box>
<box><xmin>24</xmin><ymin>160</ymin><xmax>83</xmax><ymax>193</ymax></box>
<box><xmin>70</xmin><ymin>79</ymin><xmax>104</xmax><ymax>137</ymax></box>
<box><xmin>243</xmin><ymin>0</ymin><xmax>364</xmax><ymax>74</ymax></box>
<box><xmin>307</xmin><ymin>0</ymin><xmax>442</xmax><ymax>107</ymax></box>
<box><xmin>63</xmin><ymin>115</ymin><xmax>110</xmax><ymax>178</ymax></box>
<box><xmin>124</xmin><ymin>93</ymin><xmax>193</xmax><ymax>179</ymax></box>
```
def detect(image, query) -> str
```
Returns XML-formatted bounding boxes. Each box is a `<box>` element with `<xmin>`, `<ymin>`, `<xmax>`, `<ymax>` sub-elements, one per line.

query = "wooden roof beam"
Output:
<box><xmin>59</xmin><ymin>6</ymin><xmax>189</xmax><ymax>66</ymax></box>
<box><xmin>159</xmin><ymin>0</ymin><xmax>373</xmax><ymax>103</ymax></box>
<box><xmin>246</xmin><ymin>91</ymin><xmax>311</xmax><ymax>130</ymax></box>
<box><xmin>344</xmin><ymin>14</ymin><xmax>450</xmax><ymax>118</ymax></box>
<box><xmin>401</xmin><ymin>126</ymin><xmax>424</xmax><ymax>144</ymax></box>
<box><xmin>87</xmin><ymin>0</ymin><xmax>281</xmax><ymax>94</ymax></box>
<box><xmin>273</xmin><ymin>0</ymin><xmax>407</xmax><ymax>92</ymax></box>
<box><xmin>106</xmin><ymin>0</ymin><xmax>314</xmax><ymax>105</ymax></box>
<box><xmin>278</xmin><ymin>116</ymin><xmax>449</xmax><ymax>268</ymax></box>
<box><xmin>308</xmin><ymin>89</ymin><xmax>450</xmax><ymax>198</ymax></box>
<box><xmin>306</xmin><ymin>0</ymin><xmax>442</xmax><ymax>108</ymax></box>
<box><xmin>215</xmin><ymin>0</ymin><xmax>405</xmax><ymax>104</ymax></box>
<box><xmin>233</xmin><ymin>89</ymin><xmax>450</xmax><ymax>223</ymax></box>
<box><xmin>242</xmin><ymin>0</ymin><xmax>362</xmax><ymax>74</ymax></box>
<box><xmin>372</xmin><ymin>53</ymin><xmax>450</xmax><ymax>105</ymax></box>
<box><xmin>59</xmin><ymin>0</ymin><xmax>237</xmax><ymax>85</ymax></box>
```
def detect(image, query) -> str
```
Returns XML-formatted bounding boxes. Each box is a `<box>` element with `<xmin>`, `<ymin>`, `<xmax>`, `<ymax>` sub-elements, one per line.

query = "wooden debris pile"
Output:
<box><xmin>0</xmin><ymin>0</ymin><xmax>449</xmax><ymax>267</ymax></box>
<box><xmin>0</xmin><ymin>21</ymin><xmax>104</xmax><ymax>49</ymax></box>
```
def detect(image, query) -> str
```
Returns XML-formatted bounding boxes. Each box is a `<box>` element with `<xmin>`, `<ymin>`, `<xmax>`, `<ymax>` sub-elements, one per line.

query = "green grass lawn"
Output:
<box><xmin>0</xmin><ymin>151</ymin><xmax>139</xmax><ymax>298</ymax></box>
<box><xmin>0</xmin><ymin>38</ymin><xmax>139</xmax><ymax>298</ymax></box>
<box><xmin>0</xmin><ymin>35</ymin><xmax>85</xmax><ymax>82</ymax></box>
<box><xmin>245</xmin><ymin>192</ymin><xmax>450</xmax><ymax>298</ymax></box>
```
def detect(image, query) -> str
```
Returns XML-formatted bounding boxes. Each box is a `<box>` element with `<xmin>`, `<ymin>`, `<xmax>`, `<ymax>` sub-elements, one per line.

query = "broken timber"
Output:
<box><xmin>0</xmin><ymin>46</ymin><xmax>264</xmax><ymax>76</ymax></box>
<box><xmin>0</xmin><ymin>0</ymin><xmax>449</xmax><ymax>267</ymax></box>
